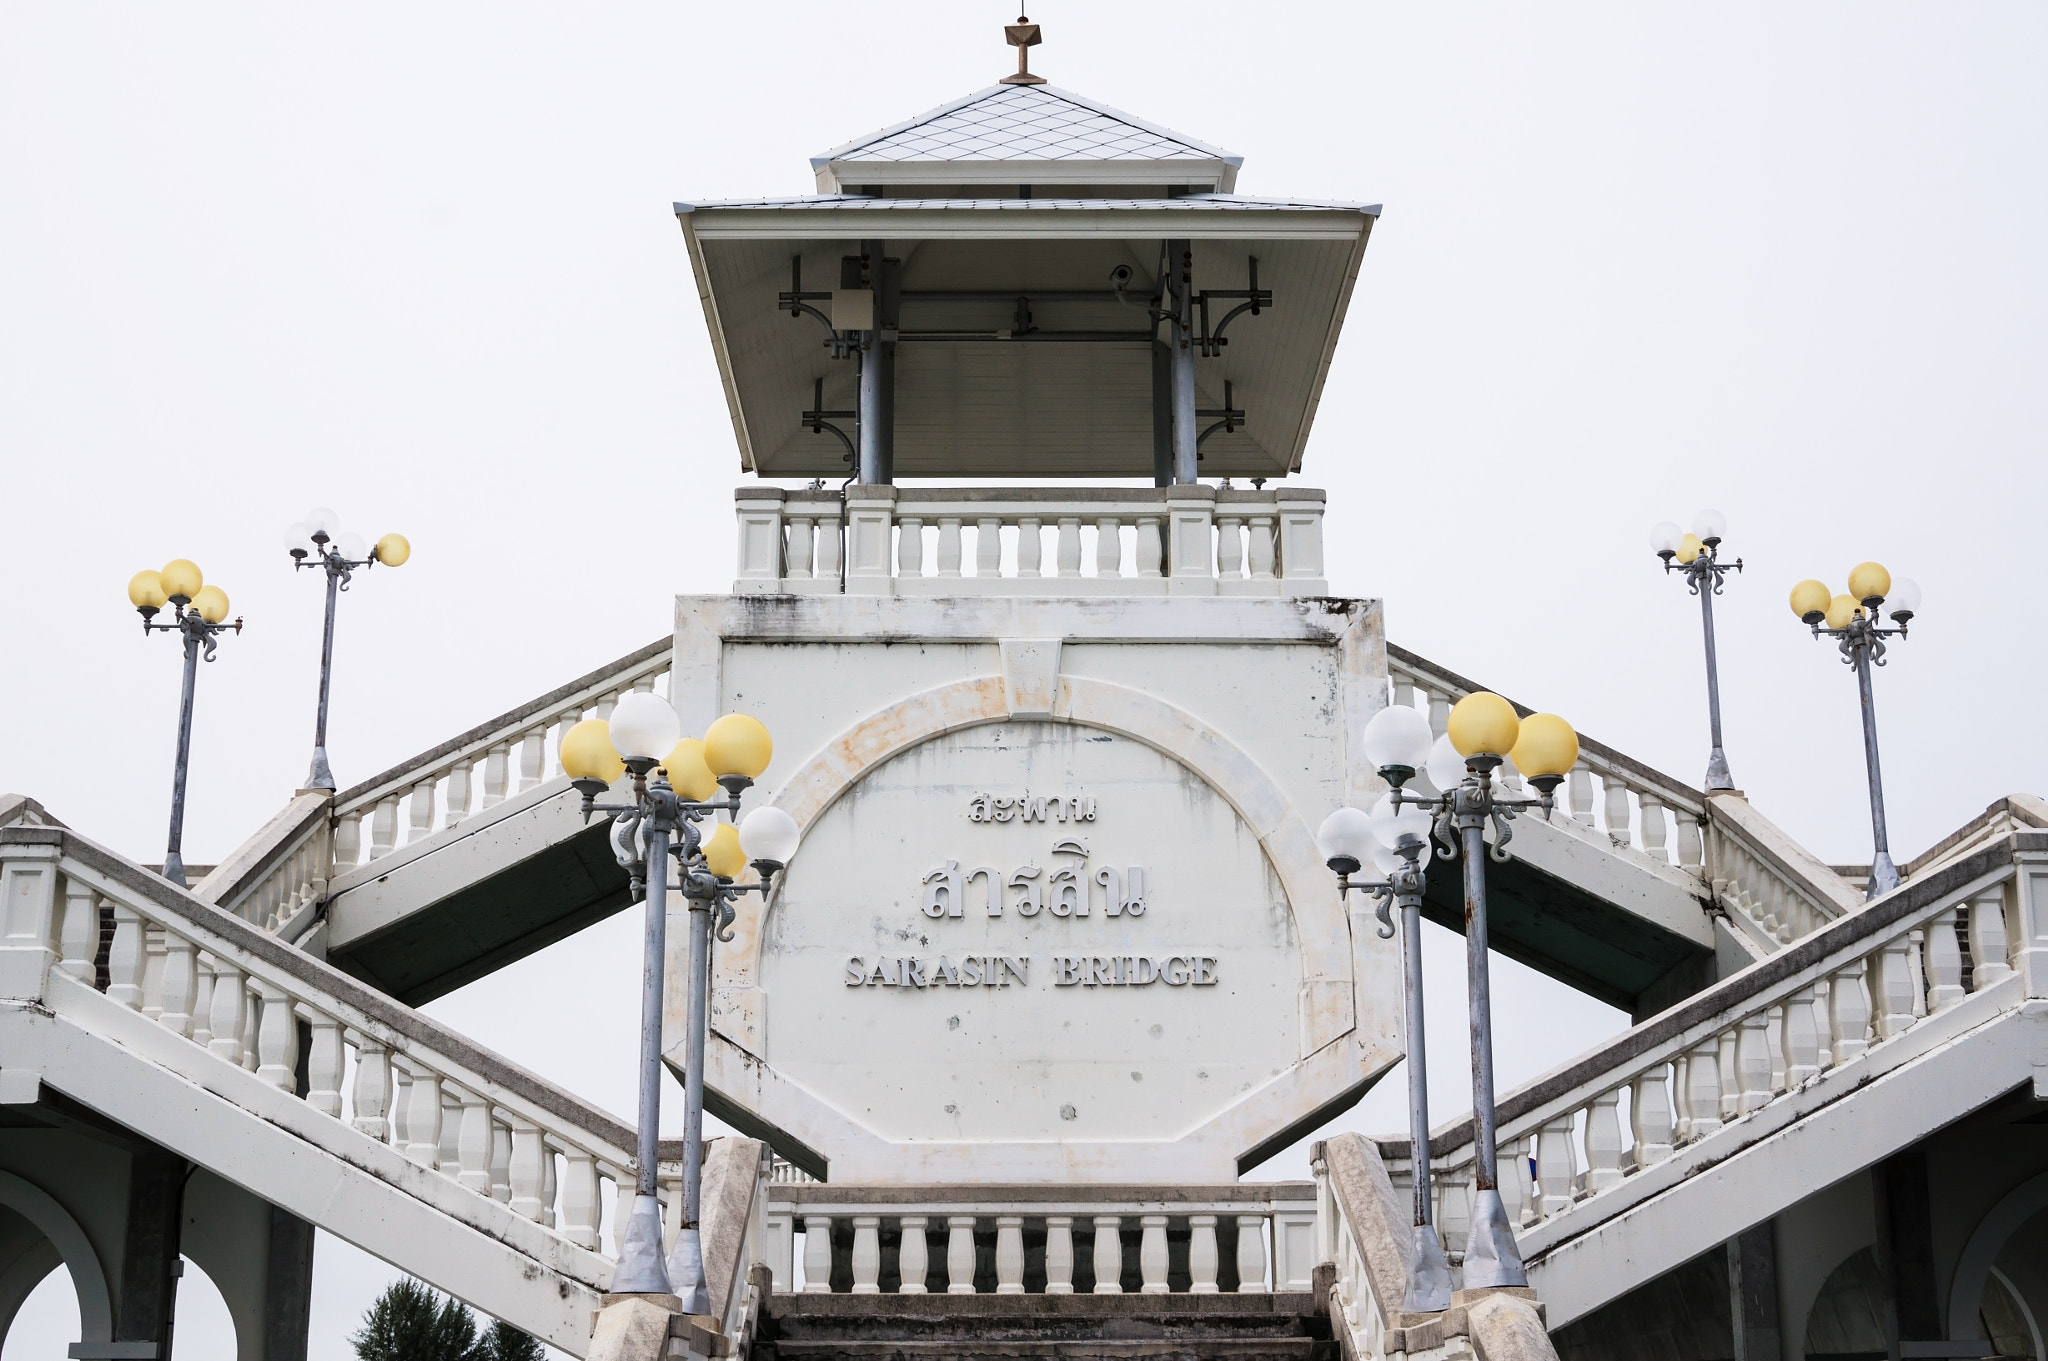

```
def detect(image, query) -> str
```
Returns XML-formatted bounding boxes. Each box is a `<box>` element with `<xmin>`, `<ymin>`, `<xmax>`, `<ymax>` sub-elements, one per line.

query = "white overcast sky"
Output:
<box><xmin>3</xmin><ymin>4</ymin><xmax>2045</xmax><ymax>1357</ymax></box>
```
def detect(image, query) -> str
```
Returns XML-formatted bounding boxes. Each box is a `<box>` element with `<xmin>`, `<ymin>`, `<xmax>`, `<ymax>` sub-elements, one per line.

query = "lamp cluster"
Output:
<box><xmin>1789</xmin><ymin>561</ymin><xmax>1919</xmax><ymax>633</ymax></box>
<box><xmin>128</xmin><ymin>558</ymin><xmax>239</xmax><ymax>631</ymax></box>
<box><xmin>284</xmin><ymin>505</ymin><xmax>409</xmax><ymax>571</ymax></box>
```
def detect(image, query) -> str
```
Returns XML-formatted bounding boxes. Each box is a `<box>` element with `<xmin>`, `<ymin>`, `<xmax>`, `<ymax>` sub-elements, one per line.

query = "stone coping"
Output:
<box><xmin>745</xmin><ymin>485</ymin><xmax>1326</xmax><ymax>507</ymax></box>
<box><xmin>0</xmin><ymin>821</ymin><xmax>692</xmax><ymax>1162</ymax></box>
<box><xmin>767</xmin><ymin>1182</ymin><xmax>1315</xmax><ymax>1207</ymax></box>
<box><xmin>1369</xmin><ymin>829</ymin><xmax>2042</xmax><ymax>1160</ymax></box>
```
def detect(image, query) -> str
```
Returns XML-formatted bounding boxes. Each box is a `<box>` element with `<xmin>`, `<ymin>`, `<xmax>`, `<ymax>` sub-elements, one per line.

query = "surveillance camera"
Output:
<box><xmin>1108</xmin><ymin>264</ymin><xmax>1135</xmax><ymax>289</ymax></box>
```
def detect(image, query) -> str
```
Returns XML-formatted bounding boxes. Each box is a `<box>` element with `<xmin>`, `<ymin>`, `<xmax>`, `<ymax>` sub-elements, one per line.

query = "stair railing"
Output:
<box><xmin>1375</xmin><ymin>830</ymin><xmax>2040</xmax><ymax>1266</ymax></box>
<box><xmin>762</xmin><ymin>1184</ymin><xmax>1319</xmax><ymax>1296</ymax></box>
<box><xmin>1702</xmin><ymin>793</ymin><xmax>1861</xmax><ymax>948</ymax></box>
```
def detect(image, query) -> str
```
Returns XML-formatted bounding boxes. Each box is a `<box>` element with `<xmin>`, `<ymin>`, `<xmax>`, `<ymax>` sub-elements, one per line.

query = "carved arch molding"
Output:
<box><xmin>0</xmin><ymin>1169</ymin><xmax>114</xmax><ymax>1348</ymax></box>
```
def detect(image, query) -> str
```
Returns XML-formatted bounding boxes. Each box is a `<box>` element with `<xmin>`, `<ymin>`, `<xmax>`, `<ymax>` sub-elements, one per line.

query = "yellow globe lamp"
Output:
<box><xmin>1789</xmin><ymin>579</ymin><xmax>1831</xmax><ymax>623</ymax></box>
<box><xmin>1447</xmin><ymin>692</ymin><xmax>1521</xmax><ymax>759</ymax></box>
<box><xmin>191</xmin><ymin>585</ymin><xmax>231</xmax><ymax>624</ymax></box>
<box><xmin>1846</xmin><ymin>561</ymin><xmax>1890</xmax><ymax>605</ymax></box>
<box><xmin>704</xmin><ymin>713</ymin><xmax>773</xmax><ymax>780</ymax></box>
<box><xmin>1674</xmin><ymin>533</ymin><xmax>1704</xmax><ymax>565</ymax></box>
<box><xmin>559</xmin><ymin>718</ymin><xmax>626</xmax><ymax>785</ymax></box>
<box><xmin>702</xmin><ymin>821</ymin><xmax>748</xmax><ymax>879</ymax></box>
<box><xmin>159</xmin><ymin>559</ymin><xmax>203</xmax><ymax>602</ymax></box>
<box><xmin>660</xmin><ymin>738</ymin><xmax>720</xmax><ymax>802</ymax></box>
<box><xmin>1509</xmin><ymin>713</ymin><xmax>1579</xmax><ymax>783</ymax></box>
<box><xmin>128</xmin><ymin>570</ymin><xmax>168</xmax><ymax>612</ymax></box>
<box><xmin>374</xmin><ymin>533</ymin><xmax>411</xmax><ymax>567</ymax></box>
<box><xmin>1824</xmin><ymin>593</ymin><xmax>1860</xmax><ymax>631</ymax></box>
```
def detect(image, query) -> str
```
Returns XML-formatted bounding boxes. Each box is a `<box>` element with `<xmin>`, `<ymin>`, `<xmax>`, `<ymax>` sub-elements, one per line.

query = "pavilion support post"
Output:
<box><xmin>856</xmin><ymin>239</ymin><xmax>896</xmax><ymax>484</ymax></box>
<box><xmin>1167</xmin><ymin>239</ymin><xmax>1199</xmax><ymax>484</ymax></box>
<box><xmin>1151</xmin><ymin>340</ymin><xmax>1174</xmax><ymax>488</ymax></box>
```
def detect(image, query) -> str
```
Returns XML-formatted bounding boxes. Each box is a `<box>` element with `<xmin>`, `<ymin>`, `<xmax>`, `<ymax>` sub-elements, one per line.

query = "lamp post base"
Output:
<box><xmin>1460</xmin><ymin>1191</ymin><xmax>1527</xmax><ymax>1289</ymax></box>
<box><xmin>1405</xmin><ymin>1223</ymin><xmax>1452</xmax><ymax>1312</ymax></box>
<box><xmin>609</xmin><ymin>1193</ymin><xmax>674</xmax><ymax>1295</ymax></box>
<box><xmin>1867</xmin><ymin>850</ymin><xmax>1900</xmax><ymax>899</ymax></box>
<box><xmin>160</xmin><ymin>851</ymin><xmax>187</xmax><ymax>889</ymax></box>
<box><xmin>304</xmin><ymin>746</ymin><xmax>336</xmax><ymax>793</ymax></box>
<box><xmin>668</xmin><ymin>1226</ymin><xmax>710</xmax><ymax>1316</ymax></box>
<box><xmin>1705</xmin><ymin>747</ymin><xmax>1736</xmax><ymax>793</ymax></box>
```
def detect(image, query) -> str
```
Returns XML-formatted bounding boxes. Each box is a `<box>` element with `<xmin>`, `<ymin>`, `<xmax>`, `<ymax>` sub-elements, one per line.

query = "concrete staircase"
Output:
<box><xmin>753</xmin><ymin>1291</ymin><xmax>1336</xmax><ymax>1361</ymax></box>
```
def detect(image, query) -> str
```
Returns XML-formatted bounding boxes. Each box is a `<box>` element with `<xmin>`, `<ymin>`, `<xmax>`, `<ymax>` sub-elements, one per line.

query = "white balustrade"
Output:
<box><xmin>1392</xmin><ymin>857</ymin><xmax>2029</xmax><ymax>1249</ymax></box>
<box><xmin>1386</xmin><ymin>651</ymin><xmax>1708</xmax><ymax>876</ymax></box>
<box><xmin>764</xmin><ymin>1190</ymin><xmax>1314</xmax><ymax>1295</ymax></box>
<box><xmin>733</xmin><ymin>486</ymin><xmax>1328</xmax><ymax>598</ymax></box>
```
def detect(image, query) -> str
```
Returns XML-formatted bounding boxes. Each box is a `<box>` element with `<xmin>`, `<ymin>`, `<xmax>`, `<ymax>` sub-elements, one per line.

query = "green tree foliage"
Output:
<box><xmin>349</xmin><ymin>1278</ymin><xmax>546</xmax><ymax>1361</ymax></box>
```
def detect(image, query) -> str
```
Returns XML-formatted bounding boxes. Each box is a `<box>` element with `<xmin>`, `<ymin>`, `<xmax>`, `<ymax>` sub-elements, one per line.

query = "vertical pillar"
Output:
<box><xmin>116</xmin><ymin>1149</ymin><xmax>187</xmax><ymax>1359</ymax></box>
<box><xmin>1151</xmin><ymin>341</ymin><xmax>1174</xmax><ymax>487</ymax></box>
<box><xmin>264</xmin><ymin>1204</ymin><xmax>317</xmax><ymax>1361</ymax></box>
<box><xmin>856</xmin><ymin>241</ymin><xmax>896</xmax><ymax>484</ymax></box>
<box><xmin>1166</xmin><ymin>240</ymin><xmax>1199</xmax><ymax>484</ymax></box>
<box><xmin>1873</xmin><ymin>1150</ymin><xmax>1941</xmax><ymax>1352</ymax></box>
<box><xmin>1725</xmin><ymin>1221</ymin><xmax>1781</xmax><ymax>1361</ymax></box>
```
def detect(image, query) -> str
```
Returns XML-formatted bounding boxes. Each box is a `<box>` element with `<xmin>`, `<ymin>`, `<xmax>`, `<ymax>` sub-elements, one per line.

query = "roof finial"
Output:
<box><xmin>1002</xmin><ymin>14</ymin><xmax>1046</xmax><ymax>86</ymax></box>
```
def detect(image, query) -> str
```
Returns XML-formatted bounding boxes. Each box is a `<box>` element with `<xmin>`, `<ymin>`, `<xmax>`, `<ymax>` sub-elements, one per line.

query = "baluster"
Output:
<box><xmin>1043</xmin><ymin>1217</ymin><xmax>1074</xmax><ymax>1293</ymax></box>
<box><xmin>1426</xmin><ymin>687</ymin><xmax>1452</xmax><ymax>738</ymax></box>
<box><xmin>1631</xmin><ymin>1068</ymin><xmax>1674</xmax><ymax>1167</ymax></box>
<box><xmin>1925</xmin><ymin>909</ymin><xmax>1965</xmax><ymax>1010</ymax></box>
<box><xmin>974</xmin><ymin>518</ymin><xmax>1001</xmax><ymax>577</ymax></box>
<box><xmin>815</xmin><ymin>511</ymin><xmax>843</xmax><ymax>580</ymax></box>
<box><xmin>55</xmin><ymin>880</ymin><xmax>93</xmax><ymax>980</ymax></box>
<box><xmin>1733</xmin><ymin>1012</ymin><xmax>1771</xmax><ymax>1111</ymax></box>
<box><xmin>1686</xmin><ymin>1040</ymin><xmax>1724</xmax><ymax>1138</ymax></box>
<box><xmin>306</xmin><ymin>1012</ymin><xmax>343</xmax><ymax>1116</ymax></box>
<box><xmin>801</xmin><ymin>1215</ymin><xmax>833</xmax><ymax>1292</ymax></box>
<box><xmin>190</xmin><ymin>956</ymin><xmax>215</xmax><ymax>1049</ymax></box>
<box><xmin>1216</xmin><ymin>517</ymin><xmax>1245</xmax><ymax>580</ymax></box>
<box><xmin>517</xmin><ymin>729</ymin><xmax>545</xmax><ymax>795</ymax></box>
<box><xmin>1092</xmin><ymin>1216</ymin><xmax>1123</xmax><ymax>1294</ymax></box>
<box><xmin>541</xmin><ymin>1146</ymin><xmax>557</xmax><ymax>1228</ymax></box>
<box><xmin>850</xmin><ymin>1216</ymin><xmax>881</xmax><ymax>1293</ymax></box>
<box><xmin>996</xmin><ymin>1215</ymin><xmax>1026</xmax><ymax>1294</ymax></box>
<box><xmin>899</xmin><ymin>1216</ymin><xmax>931</xmax><ymax>1294</ymax></box>
<box><xmin>334</xmin><ymin>811</ymin><xmax>362</xmax><ymax>873</ymax></box>
<box><xmin>936</xmin><ymin>519</ymin><xmax>963</xmax><ymax>578</ymax></box>
<box><xmin>371</xmin><ymin>795</ymin><xmax>399</xmax><ymax>858</ymax></box>
<box><xmin>1718</xmin><ymin>1031</ymin><xmax>1739</xmax><ymax>1119</ymax></box>
<box><xmin>1055</xmin><ymin>518</ymin><xmax>1083</xmax><ymax>577</ymax></box>
<box><xmin>139</xmin><ymin>927</ymin><xmax>166</xmax><ymax>1018</ymax></box>
<box><xmin>437</xmin><ymin>1090</ymin><xmax>461</xmax><ymax>1175</ymax></box>
<box><xmin>254</xmin><ymin>983</ymin><xmax>298</xmax><ymax>1090</ymax></box>
<box><xmin>407</xmin><ymin>783</ymin><xmax>436</xmax><ymax>844</ymax></box>
<box><xmin>1767</xmin><ymin>1006</ymin><xmax>1787</xmax><ymax>1091</ymax></box>
<box><xmin>444</xmin><ymin>761</ymin><xmax>473</xmax><ymax>828</ymax></box>
<box><xmin>898</xmin><ymin>516</ymin><xmax>924</xmax><ymax>577</ymax></box>
<box><xmin>455</xmin><ymin>1088</ymin><xmax>492</xmax><ymax>1193</ymax></box>
<box><xmin>1604</xmin><ymin>779</ymin><xmax>1632</xmax><ymax>848</ymax></box>
<box><xmin>1536</xmin><ymin>1118</ymin><xmax>1576</xmax><ymax>1216</ymax></box>
<box><xmin>1246</xmin><ymin>514</ymin><xmax>1276</xmax><ymax>580</ymax></box>
<box><xmin>1784</xmin><ymin>987</ymin><xmax>1821</xmax><ymax>1087</ymax></box>
<box><xmin>391</xmin><ymin>1066</ymin><xmax>412</xmax><ymax>1147</ymax></box>
<box><xmin>1095</xmin><ymin>517</ymin><xmax>1124</xmax><ymax>578</ymax></box>
<box><xmin>1671</xmin><ymin>1053</ymin><xmax>1692</xmax><ymax>1142</ymax></box>
<box><xmin>1677</xmin><ymin>817</ymin><xmax>1704</xmax><ymax>872</ymax></box>
<box><xmin>1494</xmin><ymin>1143</ymin><xmax>1527</xmax><ymax>1230</ymax></box>
<box><xmin>1971</xmin><ymin>888</ymin><xmax>2014</xmax><ymax>988</ymax></box>
<box><xmin>787</xmin><ymin>515</ymin><xmax>814</xmax><ymax>579</ymax></box>
<box><xmin>1235</xmin><ymin>1214</ymin><xmax>1268</xmax><ymax>1293</ymax></box>
<box><xmin>159</xmin><ymin>934</ymin><xmax>196</xmax><ymax>1038</ymax></box>
<box><xmin>1016</xmin><ymin>518</ymin><xmax>1042</xmax><ymax>577</ymax></box>
<box><xmin>106</xmin><ymin>906</ymin><xmax>144</xmax><ymax>1009</ymax></box>
<box><xmin>1135</xmin><ymin>516</ymin><xmax>1163</xmax><ymax>577</ymax></box>
<box><xmin>1188</xmin><ymin>1215</ymin><xmax>1219</xmax><ymax>1293</ymax></box>
<box><xmin>404</xmin><ymin>1064</ymin><xmax>443</xmax><ymax>1167</ymax></box>
<box><xmin>1875</xmin><ymin>937</ymin><xmax>1916</xmax><ymax>1039</ymax></box>
<box><xmin>482</xmin><ymin>744</ymin><xmax>509</xmax><ymax>810</ymax></box>
<box><xmin>238</xmin><ymin>987</ymin><xmax>259</xmax><ymax>1071</ymax></box>
<box><xmin>1639</xmin><ymin>794</ymin><xmax>1669</xmax><ymax>862</ymax></box>
<box><xmin>1438</xmin><ymin>1167</ymin><xmax>1471</xmax><ymax>1251</ymax></box>
<box><xmin>490</xmin><ymin>1121</ymin><xmax>511</xmax><ymax>1202</ymax></box>
<box><xmin>206</xmin><ymin>964</ymin><xmax>245</xmax><ymax>1063</ymax></box>
<box><xmin>610</xmin><ymin>1168</ymin><xmax>634</xmax><ymax>1256</ymax></box>
<box><xmin>561</xmin><ymin>1150</ymin><xmax>600</xmax><ymax>1248</ymax></box>
<box><xmin>553</xmin><ymin>709</ymin><xmax>586</xmax><ymax>779</ymax></box>
<box><xmin>351</xmin><ymin>1038</ymin><xmax>391</xmax><ymax>1139</ymax></box>
<box><xmin>1569</xmin><ymin>766</ymin><xmax>1595</xmax><ymax>828</ymax></box>
<box><xmin>508</xmin><ymin>1120</ymin><xmax>545</xmax><ymax>1219</ymax></box>
<box><xmin>1909</xmin><ymin>931</ymin><xmax>1928</xmax><ymax>1018</ymax></box>
<box><xmin>1583</xmin><ymin>1091</ymin><xmax>1625</xmax><ymax>1192</ymax></box>
<box><xmin>946</xmin><ymin>1215</ymin><xmax>976</xmax><ymax>1294</ymax></box>
<box><xmin>1138</xmin><ymin>1215</ymin><xmax>1169</xmax><ymax>1295</ymax></box>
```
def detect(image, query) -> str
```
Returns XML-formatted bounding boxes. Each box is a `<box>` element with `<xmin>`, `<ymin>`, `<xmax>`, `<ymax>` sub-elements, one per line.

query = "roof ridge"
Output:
<box><xmin>811</xmin><ymin>82</ymin><xmax>1241</xmax><ymax>171</ymax></box>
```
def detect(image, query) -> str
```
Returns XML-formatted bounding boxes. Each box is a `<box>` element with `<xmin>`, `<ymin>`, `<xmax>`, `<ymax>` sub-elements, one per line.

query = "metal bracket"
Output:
<box><xmin>802</xmin><ymin>377</ymin><xmax>857</xmax><ymax>465</ymax></box>
<box><xmin>1196</xmin><ymin>381</ymin><xmax>1246</xmax><ymax>449</ymax></box>
<box><xmin>1196</xmin><ymin>255</ymin><xmax>1272</xmax><ymax>357</ymax></box>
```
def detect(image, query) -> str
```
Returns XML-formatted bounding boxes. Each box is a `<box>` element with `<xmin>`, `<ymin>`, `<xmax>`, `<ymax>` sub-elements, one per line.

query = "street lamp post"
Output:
<box><xmin>560</xmin><ymin>697</ymin><xmax>793</xmax><ymax>1315</ymax></box>
<box><xmin>1649</xmin><ymin>510</ymin><xmax>1742</xmax><ymax>791</ymax></box>
<box><xmin>128</xmin><ymin>560</ymin><xmax>243</xmax><ymax>888</ymax></box>
<box><xmin>1321</xmin><ymin>695</ymin><xmax>1579</xmax><ymax>1294</ymax></box>
<box><xmin>285</xmin><ymin>508</ymin><xmax>410</xmax><ymax>791</ymax></box>
<box><xmin>1789</xmin><ymin>564</ymin><xmax>1921</xmax><ymax>899</ymax></box>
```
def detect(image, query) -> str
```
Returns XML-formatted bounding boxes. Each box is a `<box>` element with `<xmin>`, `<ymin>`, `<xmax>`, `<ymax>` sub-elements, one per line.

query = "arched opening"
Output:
<box><xmin>1805</xmin><ymin>1246</ymin><xmax>1886</xmax><ymax>1359</ymax></box>
<box><xmin>1</xmin><ymin>1263</ymin><xmax>78</xmax><ymax>1361</ymax></box>
<box><xmin>171</xmin><ymin>1255</ymin><xmax>237</xmax><ymax>1361</ymax></box>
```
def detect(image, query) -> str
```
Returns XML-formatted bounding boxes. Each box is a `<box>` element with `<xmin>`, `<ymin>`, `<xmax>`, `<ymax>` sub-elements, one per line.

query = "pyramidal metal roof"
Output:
<box><xmin>811</xmin><ymin>84</ymin><xmax>1243</xmax><ymax>193</ymax></box>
